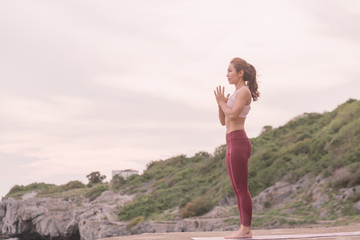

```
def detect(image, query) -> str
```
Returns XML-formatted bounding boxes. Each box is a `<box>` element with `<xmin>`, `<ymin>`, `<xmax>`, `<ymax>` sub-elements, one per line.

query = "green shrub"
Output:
<box><xmin>85</xmin><ymin>184</ymin><xmax>108</xmax><ymax>201</ymax></box>
<box><xmin>62</xmin><ymin>180</ymin><xmax>86</xmax><ymax>191</ymax></box>
<box><xmin>6</xmin><ymin>182</ymin><xmax>56</xmax><ymax>198</ymax></box>
<box><xmin>264</xmin><ymin>201</ymin><xmax>272</xmax><ymax>209</ymax></box>
<box><xmin>342</xmin><ymin>204</ymin><xmax>358</xmax><ymax>216</ymax></box>
<box><xmin>7</xmin><ymin>185</ymin><xmax>25</xmax><ymax>196</ymax></box>
<box><xmin>180</xmin><ymin>196</ymin><xmax>213</xmax><ymax>218</ymax></box>
<box><xmin>118</xmin><ymin>195</ymin><xmax>156</xmax><ymax>220</ymax></box>
<box><xmin>110</xmin><ymin>175</ymin><xmax>126</xmax><ymax>190</ymax></box>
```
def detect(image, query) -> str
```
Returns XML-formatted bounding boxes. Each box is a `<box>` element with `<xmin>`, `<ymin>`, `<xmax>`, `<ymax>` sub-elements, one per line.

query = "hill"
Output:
<box><xmin>114</xmin><ymin>98</ymin><xmax>360</xmax><ymax>223</ymax></box>
<box><xmin>1</xmin><ymin>98</ymin><xmax>360</xmax><ymax>240</ymax></box>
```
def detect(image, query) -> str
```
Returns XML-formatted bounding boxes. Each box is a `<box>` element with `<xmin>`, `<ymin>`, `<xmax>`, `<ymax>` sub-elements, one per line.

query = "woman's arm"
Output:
<box><xmin>215</xmin><ymin>86</ymin><xmax>249</xmax><ymax>121</ymax></box>
<box><xmin>218</xmin><ymin>105</ymin><xmax>225</xmax><ymax>126</ymax></box>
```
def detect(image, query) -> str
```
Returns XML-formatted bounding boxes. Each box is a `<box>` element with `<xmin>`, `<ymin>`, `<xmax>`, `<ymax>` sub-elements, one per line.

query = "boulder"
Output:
<box><xmin>218</xmin><ymin>196</ymin><xmax>236</xmax><ymax>206</ymax></box>
<box><xmin>335</xmin><ymin>188</ymin><xmax>356</xmax><ymax>201</ymax></box>
<box><xmin>0</xmin><ymin>192</ymin><xmax>134</xmax><ymax>240</ymax></box>
<box><xmin>1</xmin><ymin>198</ymin><xmax>80</xmax><ymax>239</ymax></box>
<box><xmin>252</xmin><ymin>176</ymin><xmax>309</xmax><ymax>211</ymax></box>
<box><xmin>311</xmin><ymin>190</ymin><xmax>329</xmax><ymax>209</ymax></box>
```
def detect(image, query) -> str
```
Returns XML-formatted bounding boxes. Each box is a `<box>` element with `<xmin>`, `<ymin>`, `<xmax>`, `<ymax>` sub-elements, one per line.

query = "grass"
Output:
<box><xmin>148</xmin><ymin>208</ymin><xmax>178</xmax><ymax>221</ymax></box>
<box><xmin>6</xmin><ymin>182</ymin><xmax>56</xmax><ymax>199</ymax></box>
<box><xmin>84</xmin><ymin>184</ymin><xmax>109</xmax><ymax>201</ymax></box>
<box><xmin>5</xmin><ymin>180</ymin><xmax>106</xmax><ymax>202</ymax></box>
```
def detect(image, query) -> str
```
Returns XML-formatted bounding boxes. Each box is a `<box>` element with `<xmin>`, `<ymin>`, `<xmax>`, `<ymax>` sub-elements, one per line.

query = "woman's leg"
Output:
<box><xmin>225</xmin><ymin>131</ymin><xmax>253</xmax><ymax>239</ymax></box>
<box><xmin>229</xmin><ymin>138</ymin><xmax>252</xmax><ymax>226</ymax></box>
<box><xmin>226</xmin><ymin>144</ymin><xmax>244</xmax><ymax>225</ymax></box>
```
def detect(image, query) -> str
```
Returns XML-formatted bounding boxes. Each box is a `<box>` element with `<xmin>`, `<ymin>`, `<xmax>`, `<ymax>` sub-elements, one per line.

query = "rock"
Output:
<box><xmin>252</xmin><ymin>177</ymin><xmax>307</xmax><ymax>211</ymax></box>
<box><xmin>0</xmin><ymin>200</ymin><xmax>6</xmax><ymax>231</ymax></box>
<box><xmin>130</xmin><ymin>222</ymin><xmax>156</xmax><ymax>235</ymax></box>
<box><xmin>1</xmin><ymin>176</ymin><xmax>358</xmax><ymax>240</ymax></box>
<box><xmin>21</xmin><ymin>191</ymin><xmax>38</xmax><ymax>200</ymax></box>
<box><xmin>309</xmin><ymin>183</ymin><xmax>331</xmax><ymax>209</ymax></box>
<box><xmin>311</xmin><ymin>191</ymin><xmax>329</xmax><ymax>209</ymax></box>
<box><xmin>173</xmin><ymin>218</ymin><xmax>225</xmax><ymax>232</ymax></box>
<box><xmin>0</xmin><ymin>192</ymin><xmax>134</xmax><ymax>240</ymax></box>
<box><xmin>203</xmin><ymin>206</ymin><xmax>227</xmax><ymax>218</ymax></box>
<box><xmin>334</xmin><ymin>188</ymin><xmax>355</xmax><ymax>201</ymax></box>
<box><xmin>174</xmin><ymin>219</ymin><xmax>199</xmax><ymax>232</ymax></box>
<box><xmin>1</xmin><ymin>198</ymin><xmax>79</xmax><ymax>239</ymax></box>
<box><xmin>218</xmin><ymin>196</ymin><xmax>236</xmax><ymax>206</ymax></box>
<box><xmin>78</xmin><ymin>218</ymin><xmax>128</xmax><ymax>239</ymax></box>
<box><xmin>297</xmin><ymin>174</ymin><xmax>312</xmax><ymax>189</ymax></box>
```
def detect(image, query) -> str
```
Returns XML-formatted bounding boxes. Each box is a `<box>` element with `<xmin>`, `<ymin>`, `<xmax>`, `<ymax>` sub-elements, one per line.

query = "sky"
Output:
<box><xmin>0</xmin><ymin>0</ymin><xmax>359</xmax><ymax>198</ymax></box>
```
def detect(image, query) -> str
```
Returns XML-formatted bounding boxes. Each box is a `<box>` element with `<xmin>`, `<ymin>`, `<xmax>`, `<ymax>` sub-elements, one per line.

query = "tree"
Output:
<box><xmin>86</xmin><ymin>171</ymin><xmax>106</xmax><ymax>185</ymax></box>
<box><xmin>110</xmin><ymin>174</ymin><xmax>126</xmax><ymax>190</ymax></box>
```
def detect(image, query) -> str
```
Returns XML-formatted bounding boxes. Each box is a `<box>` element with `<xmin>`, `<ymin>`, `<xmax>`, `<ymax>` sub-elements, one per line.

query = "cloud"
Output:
<box><xmin>0</xmin><ymin>152</ymin><xmax>43</xmax><ymax>198</ymax></box>
<box><xmin>0</xmin><ymin>152</ymin><xmax>41</xmax><ymax>167</ymax></box>
<box><xmin>0</xmin><ymin>84</ymin><xmax>223</xmax><ymax>197</ymax></box>
<box><xmin>292</xmin><ymin>0</ymin><xmax>360</xmax><ymax>43</ymax></box>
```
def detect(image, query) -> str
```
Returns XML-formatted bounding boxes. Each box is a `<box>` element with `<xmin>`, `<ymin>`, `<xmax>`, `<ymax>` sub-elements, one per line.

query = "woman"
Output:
<box><xmin>214</xmin><ymin>57</ymin><xmax>259</xmax><ymax>239</ymax></box>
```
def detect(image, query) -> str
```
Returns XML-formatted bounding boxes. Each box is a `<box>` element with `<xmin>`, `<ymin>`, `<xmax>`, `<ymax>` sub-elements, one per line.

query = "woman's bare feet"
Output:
<box><xmin>224</xmin><ymin>225</ymin><xmax>252</xmax><ymax>239</ymax></box>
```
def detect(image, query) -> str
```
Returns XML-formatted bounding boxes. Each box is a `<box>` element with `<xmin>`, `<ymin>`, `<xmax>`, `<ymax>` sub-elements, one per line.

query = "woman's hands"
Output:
<box><xmin>214</xmin><ymin>85</ymin><xmax>230</xmax><ymax>105</ymax></box>
<box><xmin>215</xmin><ymin>86</ymin><xmax>231</xmax><ymax>126</ymax></box>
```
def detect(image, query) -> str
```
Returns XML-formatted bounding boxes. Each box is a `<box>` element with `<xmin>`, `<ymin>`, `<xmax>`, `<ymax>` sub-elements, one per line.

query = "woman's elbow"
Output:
<box><xmin>219</xmin><ymin>118</ymin><xmax>225</xmax><ymax>126</ymax></box>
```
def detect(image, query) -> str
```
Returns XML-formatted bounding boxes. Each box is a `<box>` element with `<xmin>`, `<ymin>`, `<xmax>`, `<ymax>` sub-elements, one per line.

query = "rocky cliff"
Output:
<box><xmin>0</xmin><ymin>190</ymin><xmax>238</xmax><ymax>240</ymax></box>
<box><xmin>0</xmin><ymin>191</ymin><xmax>133</xmax><ymax>240</ymax></box>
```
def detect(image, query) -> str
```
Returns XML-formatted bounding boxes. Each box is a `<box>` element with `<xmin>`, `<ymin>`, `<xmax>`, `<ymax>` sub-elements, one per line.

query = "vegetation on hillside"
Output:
<box><xmin>5</xmin><ymin>180</ymin><xmax>106</xmax><ymax>201</ymax></box>
<box><xmin>117</xmin><ymin>151</ymin><xmax>230</xmax><ymax>220</ymax></box>
<box><xmin>4</xmin><ymin>99</ymin><xmax>360</xmax><ymax>228</ymax></box>
<box><xmin>115</xmin><ymin>99</ymin><xmax>360</xmax><ymax>221</ymax></box>
<box><xmin>249</xmin><ymin>98</ymin><xmax>360</xmax><ymax>194</ymax></box>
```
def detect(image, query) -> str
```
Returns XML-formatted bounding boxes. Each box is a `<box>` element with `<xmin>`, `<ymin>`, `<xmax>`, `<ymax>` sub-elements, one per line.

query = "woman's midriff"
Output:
<box><xmin>225</xmin><ymin>117</ymin><xmax>246</xmax><ymax>134</ymax></box>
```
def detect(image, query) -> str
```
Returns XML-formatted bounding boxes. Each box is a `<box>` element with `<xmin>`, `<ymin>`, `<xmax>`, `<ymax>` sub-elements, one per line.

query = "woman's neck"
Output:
<box><xmin>235</xmin><ymin>81</ymin><xmax>246</xmax><ymax>90</ymax></box>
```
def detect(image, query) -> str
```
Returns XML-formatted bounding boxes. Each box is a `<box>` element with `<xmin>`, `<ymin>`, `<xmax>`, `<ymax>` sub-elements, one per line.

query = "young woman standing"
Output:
<box><xmin>214</xmin><ymin>57</ymin><xmax>260</xmax><ymax>239</ymax></box>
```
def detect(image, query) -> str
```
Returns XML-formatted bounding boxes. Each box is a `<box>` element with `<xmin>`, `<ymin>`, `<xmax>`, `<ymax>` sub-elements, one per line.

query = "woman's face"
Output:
<box><xmin>226</xmin><ymin>63</ymin><xmax>242</xmax><ymax>84</ymax></box>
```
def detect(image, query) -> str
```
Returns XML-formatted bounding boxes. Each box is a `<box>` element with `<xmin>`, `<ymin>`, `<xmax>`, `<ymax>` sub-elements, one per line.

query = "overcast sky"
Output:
<box><xmin>1</xmin><ymin>0</ymin><xmax>359</xmax><ymax>198</ymax></box>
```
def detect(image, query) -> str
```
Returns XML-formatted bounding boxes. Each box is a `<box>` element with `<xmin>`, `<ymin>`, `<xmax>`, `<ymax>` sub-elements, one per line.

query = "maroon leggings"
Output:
<box><xmin>226</xmin><ymin>130</ymin><xmax>252</xmax><ymax>226</ymax></box>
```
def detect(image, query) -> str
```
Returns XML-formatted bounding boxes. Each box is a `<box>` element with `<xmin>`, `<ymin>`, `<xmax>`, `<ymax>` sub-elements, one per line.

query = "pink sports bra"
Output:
<box><xmin>226</xmin><ymin>87</ymin><xmax>251</xmax><ymax>118</ymax></box>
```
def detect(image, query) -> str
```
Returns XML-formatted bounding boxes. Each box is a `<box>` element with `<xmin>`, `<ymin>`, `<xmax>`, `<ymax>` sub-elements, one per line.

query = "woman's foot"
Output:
<box><xmin>224</xmin><ymin>227</ymin><xmax>252</xmax><ymax>239</ymax></box>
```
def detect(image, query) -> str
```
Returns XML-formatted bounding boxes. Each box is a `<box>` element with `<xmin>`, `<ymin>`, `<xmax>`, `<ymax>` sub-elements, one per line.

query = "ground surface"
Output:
<box><xmin>99</xmin><ymin>224</ymin><xmax>360</xmax><ymax>240</ymax></box>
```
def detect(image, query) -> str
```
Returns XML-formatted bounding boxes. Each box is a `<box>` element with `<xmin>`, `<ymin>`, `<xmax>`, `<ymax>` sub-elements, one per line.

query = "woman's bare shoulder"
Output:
<box><xmin>236</xmin><ymin>86</ymin><xmax>251</xmax><ymax>103</ymax></box>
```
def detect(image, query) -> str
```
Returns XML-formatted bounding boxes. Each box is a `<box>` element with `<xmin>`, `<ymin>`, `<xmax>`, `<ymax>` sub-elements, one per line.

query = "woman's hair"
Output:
<box><xmin>230</xmin><ymin>57</ymin><xmax>260</xmax><ymax>101</ymax></box>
